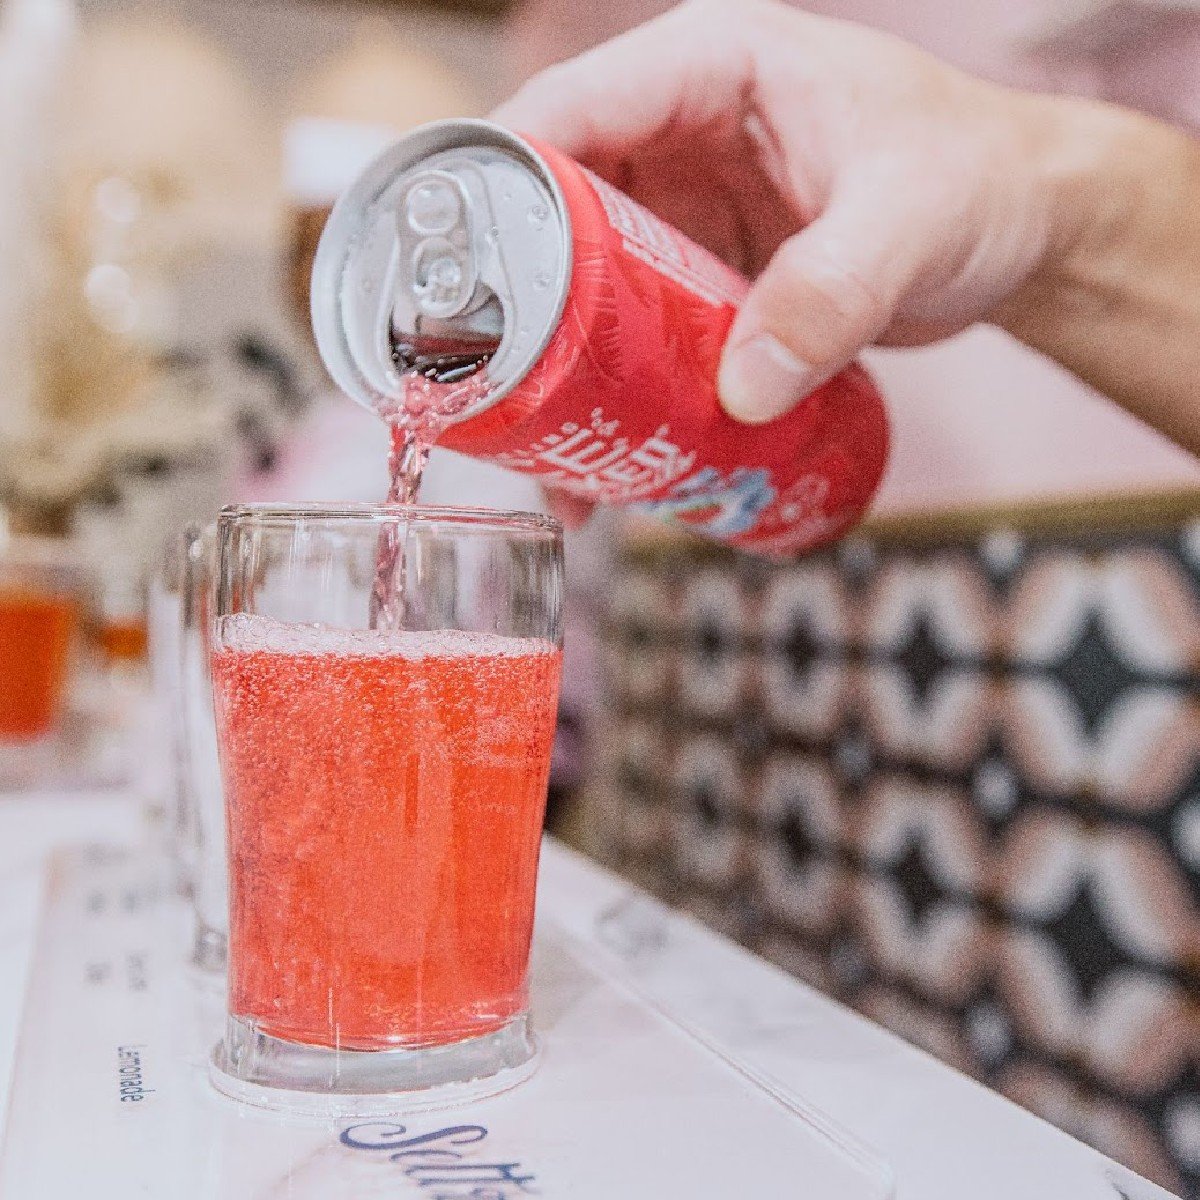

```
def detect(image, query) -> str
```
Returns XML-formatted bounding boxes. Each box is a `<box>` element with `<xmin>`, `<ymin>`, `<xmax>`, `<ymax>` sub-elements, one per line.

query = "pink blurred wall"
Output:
<box><xmin>504</xmin><ymin>0</ymin><xmax>1200</xmax><ymax>513</ymax></box>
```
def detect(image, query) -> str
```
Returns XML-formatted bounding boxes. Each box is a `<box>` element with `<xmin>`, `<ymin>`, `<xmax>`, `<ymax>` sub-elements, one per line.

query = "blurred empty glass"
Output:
<box><xmin>181</xmin><ymin>523</ymin><xmax>226</xmax><ymax>974</ymax></box>
<box><xmin>148</xmin><ymin>528</ymin><xmax>197</xmax><ymax>897</ymax></box>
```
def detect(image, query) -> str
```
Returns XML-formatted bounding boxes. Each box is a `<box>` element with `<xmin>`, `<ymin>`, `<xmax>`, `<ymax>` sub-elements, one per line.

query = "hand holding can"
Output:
<box><xmin>312</xmin><ymin>120</ymin><xmax>889</xmax><ymax>556</ymax></box>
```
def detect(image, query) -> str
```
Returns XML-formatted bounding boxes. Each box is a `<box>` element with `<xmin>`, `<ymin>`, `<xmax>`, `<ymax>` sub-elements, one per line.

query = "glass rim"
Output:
<box><xmin>218</xmin><ymin>502</ymin><xmax>563</xmax><ymax>538</ymax></box>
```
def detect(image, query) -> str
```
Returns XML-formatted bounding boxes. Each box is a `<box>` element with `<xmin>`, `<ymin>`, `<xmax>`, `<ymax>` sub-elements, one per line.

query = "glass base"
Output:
<box><xmin>209</xmin><ymin>1013</ymin><xmax>539</xmax><ymax>1118</ymax></box>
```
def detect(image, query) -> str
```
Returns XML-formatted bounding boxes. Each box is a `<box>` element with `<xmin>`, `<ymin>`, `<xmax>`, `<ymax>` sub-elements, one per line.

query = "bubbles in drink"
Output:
<box><xmin>211</xmin><ymin>613</ymin><xmax>562</xmax><ymax>1050</ymax></box>
<box><xmin>221</xmin><ymin>612</ymin><xmax>557</xmax><ymax>660</ymax></box>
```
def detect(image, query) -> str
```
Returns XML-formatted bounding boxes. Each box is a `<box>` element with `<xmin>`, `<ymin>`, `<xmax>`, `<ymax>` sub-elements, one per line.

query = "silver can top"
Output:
<box><xmin>310</xmin><ymin>119</ymin><xmax>571</xmax><ymax>421</ymax></box>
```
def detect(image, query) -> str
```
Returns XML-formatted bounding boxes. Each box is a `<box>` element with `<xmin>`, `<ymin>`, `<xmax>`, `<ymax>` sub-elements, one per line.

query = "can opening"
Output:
<box><xmin>312</xmin><ymin>120</ymin><xmax>570</xmax><ymax>420</ymax></box>
<box><xmin>389</xmin><ymin>300</ymin><xmax>503</xmax><ymax>386</ymax></box>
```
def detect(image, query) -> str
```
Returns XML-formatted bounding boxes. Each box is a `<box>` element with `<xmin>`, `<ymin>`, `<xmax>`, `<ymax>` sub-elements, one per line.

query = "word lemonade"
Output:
<box><xmin>311</xmin><ymin>119</ymin><xmax>890</xmax><ymax>556</ymax></box>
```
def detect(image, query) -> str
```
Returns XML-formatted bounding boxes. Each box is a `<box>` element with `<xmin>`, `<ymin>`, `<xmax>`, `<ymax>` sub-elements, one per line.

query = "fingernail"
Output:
<box><xmin>718</xmin><ymin>334</ymin><xmax>817</xmax><ymax>424</ymax></box>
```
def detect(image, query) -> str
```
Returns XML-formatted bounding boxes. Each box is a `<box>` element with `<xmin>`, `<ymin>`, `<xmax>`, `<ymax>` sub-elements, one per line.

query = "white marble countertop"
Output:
<box><xmin>0</xmin><ymin>791</ymin><xmax>1173</xmax><ymax>1199</ymax></box>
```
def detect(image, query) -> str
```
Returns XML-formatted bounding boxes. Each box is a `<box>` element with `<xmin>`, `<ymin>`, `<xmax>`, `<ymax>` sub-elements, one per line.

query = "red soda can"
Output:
<box><xmin>311</xmin><ymin>119</ymin><xmax>888</xmax><ymax>555</ymax></box>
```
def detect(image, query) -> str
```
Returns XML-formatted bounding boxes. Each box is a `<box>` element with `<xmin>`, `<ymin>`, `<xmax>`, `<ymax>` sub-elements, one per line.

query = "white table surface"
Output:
<box><xmin>0</xmin><ymin>790</ymin><xmax>1172</xmax><ymax>1199</ymax></box>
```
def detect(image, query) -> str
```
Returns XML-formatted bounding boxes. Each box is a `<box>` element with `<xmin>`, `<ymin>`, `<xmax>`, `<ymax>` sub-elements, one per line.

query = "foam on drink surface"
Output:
<box><xmin>220</xmin><ymin>612</ymin><xmax>556</xmax><ymax>661</ymax></box>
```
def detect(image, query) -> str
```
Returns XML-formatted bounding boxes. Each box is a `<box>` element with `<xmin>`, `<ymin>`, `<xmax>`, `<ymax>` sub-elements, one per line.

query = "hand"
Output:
<box><xmin>496</xmin><ymin>0</ymin><xmax>1200</xmax><ymax>526</ymax></box>
<box><xmin>494</xmin><ymin>0</ymin><xmax>1066</xmax><ymax>428</ymax></box>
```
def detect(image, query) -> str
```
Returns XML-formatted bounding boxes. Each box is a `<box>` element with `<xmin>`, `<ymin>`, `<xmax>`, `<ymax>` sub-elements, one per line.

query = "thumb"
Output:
<box><xmin>718</xmin><ymin>193</ymin><xmax>911</xmax><ymax>424</ymax></box>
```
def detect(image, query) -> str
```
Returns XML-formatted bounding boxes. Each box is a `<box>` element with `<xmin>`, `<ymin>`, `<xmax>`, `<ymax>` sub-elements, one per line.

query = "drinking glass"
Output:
<box><xmin>148</xmin><ymin>529</ymin><xmax>195</xmax><ymax>897</ymax></box>
<box><xmin>180</xmin><ymin>523</ymin><xmax>227</xmax><ymax>974</ymax></box>
<box><xmin>208</xmin><ymin>503</ymin><xmax>563</xmax><ymax>1115</ymax></box>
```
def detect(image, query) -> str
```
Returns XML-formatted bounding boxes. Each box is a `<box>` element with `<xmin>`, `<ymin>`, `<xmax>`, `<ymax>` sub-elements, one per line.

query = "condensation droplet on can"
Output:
<box><xmin>486</xmin><ymin>225</ymin><xmax>500</xmax><ymax>244</ymax></box>
<box><xmin>528</xmin><ymin>204</ymin><xmax>548</xmax><ymax>227</ymax></box>
<box><xmin>532</xmin><ymin>271</ymin><xmax>551</xmax><ymax>291</ymax></box>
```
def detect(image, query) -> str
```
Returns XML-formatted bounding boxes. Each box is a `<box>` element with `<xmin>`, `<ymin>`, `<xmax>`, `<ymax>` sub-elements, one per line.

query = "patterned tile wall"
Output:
<box><xmin>589</xmin><ymin>509</ymin><xmax>1200</xmax><ymax>1196</ymax></box>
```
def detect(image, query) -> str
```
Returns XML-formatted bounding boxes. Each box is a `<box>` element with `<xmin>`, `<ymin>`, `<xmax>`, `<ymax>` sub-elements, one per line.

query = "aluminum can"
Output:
<box><xmin>312</xmin><ymin>119</ymin><xmax>888</xmax><ymax>555</ymax></box>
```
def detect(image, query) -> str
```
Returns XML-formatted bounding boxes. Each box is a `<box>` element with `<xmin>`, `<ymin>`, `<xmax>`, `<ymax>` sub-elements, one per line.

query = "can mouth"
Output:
<box><xmin>310</xmin><ymin>119</ymin><xmax>572</xmax><ymax>425</ymax></box>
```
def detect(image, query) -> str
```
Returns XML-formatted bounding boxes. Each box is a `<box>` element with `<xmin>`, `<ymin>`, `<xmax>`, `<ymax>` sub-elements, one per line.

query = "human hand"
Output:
<box><xmin>494</xmin><ymin>0</ymin><xmax>1074</xmax><ymax>429</ymax></box>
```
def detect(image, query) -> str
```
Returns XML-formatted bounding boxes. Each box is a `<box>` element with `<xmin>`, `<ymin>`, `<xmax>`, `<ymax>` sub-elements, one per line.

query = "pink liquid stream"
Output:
<box><xmin>370</xmin><ymin>367</ymin><xmax>493</xmax><ymax>631</ymax></box>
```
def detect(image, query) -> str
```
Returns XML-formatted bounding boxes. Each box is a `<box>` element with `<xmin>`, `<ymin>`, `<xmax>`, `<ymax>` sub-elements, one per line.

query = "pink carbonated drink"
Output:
<box><xmin>211</xmin><ymin>615</ymin><xmax>562</xmax><ymax>1049</ymax></box>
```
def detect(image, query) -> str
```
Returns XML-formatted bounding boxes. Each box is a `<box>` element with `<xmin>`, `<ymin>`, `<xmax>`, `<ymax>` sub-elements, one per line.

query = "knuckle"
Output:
<box><xmin>800</xmin><ymin>245</ymin><xmax>888</xmax><ymax>320</ymax></box>
<box><xmin>503</xmin><ymin>72</ymin><xmax>553</xmax><ymax>115</ymax></box>
<box><xmin>763</xmin><ymin>241</ymin><xmax>892</xmax><ymax>357</ymax></box>
<box><xmin>528</xmin><ymin>59</ymin><xmax>575</xmax><ymax>95</ymax></box>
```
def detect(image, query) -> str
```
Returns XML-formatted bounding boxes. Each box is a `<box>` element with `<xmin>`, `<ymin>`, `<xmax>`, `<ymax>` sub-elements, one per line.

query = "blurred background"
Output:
<box><xmin>0</xmin><ymin>0</ymin><xmax>1196</xmax><ymax>1192</ymax></box>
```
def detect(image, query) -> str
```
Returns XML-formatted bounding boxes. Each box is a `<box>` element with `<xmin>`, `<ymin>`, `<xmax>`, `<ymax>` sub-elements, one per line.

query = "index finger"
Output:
<box><xmin>490</xmin><ymin>0</ymin><xmax>751</xmax><ymax>161</ymax></box>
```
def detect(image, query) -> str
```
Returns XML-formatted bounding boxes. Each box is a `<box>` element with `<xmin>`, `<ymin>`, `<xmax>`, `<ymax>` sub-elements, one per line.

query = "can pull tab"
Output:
<box><xmin>388</xmin><ymin>165</ymin><xmax>504</xmax><ymax>387</ymax></box>
<box><xmin>399</xmin><ymin>170</ymin><xmax>478</xmax><ymax>321</ymax></box>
